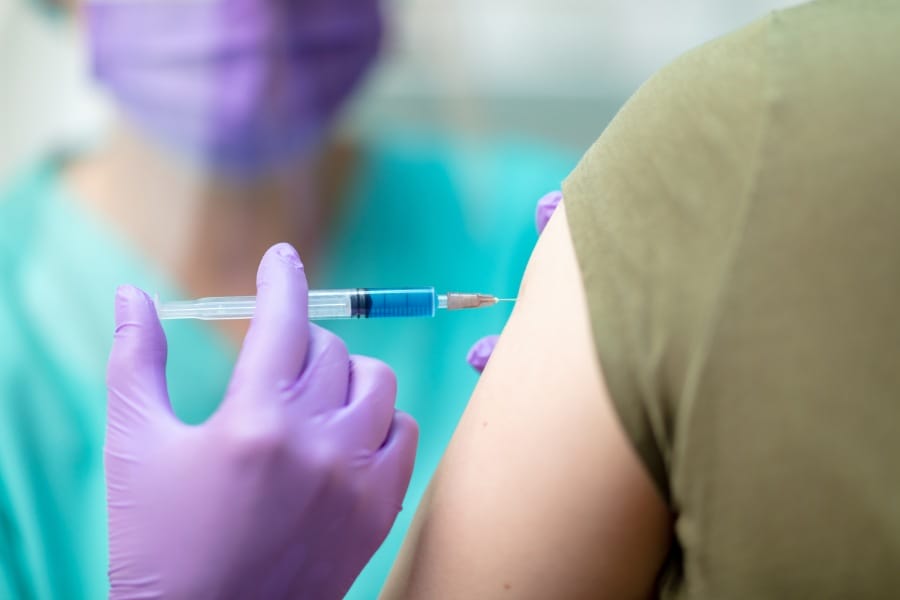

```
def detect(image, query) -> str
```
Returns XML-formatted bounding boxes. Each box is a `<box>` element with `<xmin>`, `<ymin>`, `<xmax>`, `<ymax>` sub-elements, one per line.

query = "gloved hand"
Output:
<box><xmin>466</xmin><ymin>191</ymin><xmax>563</xmax><ymax>372</ymax></box>
<box><xmin>106</xmin><ymin>243</ymin><xmax>418</xmax><ymax>600</ymax></box>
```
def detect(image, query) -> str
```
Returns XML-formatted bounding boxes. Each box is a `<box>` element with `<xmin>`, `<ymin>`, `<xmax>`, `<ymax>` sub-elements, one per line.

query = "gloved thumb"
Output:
<box><xmin>107</xmin><ymin>285</ymin><xmax>174</xmax><ymax>442</ymax></box>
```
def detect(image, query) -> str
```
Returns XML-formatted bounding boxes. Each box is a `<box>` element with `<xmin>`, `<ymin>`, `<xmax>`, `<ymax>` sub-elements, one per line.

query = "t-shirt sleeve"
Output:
<box><xmin>563</xmin><ymin>16</ymin><xmax>771</xmax><ymax>503</ymax></box>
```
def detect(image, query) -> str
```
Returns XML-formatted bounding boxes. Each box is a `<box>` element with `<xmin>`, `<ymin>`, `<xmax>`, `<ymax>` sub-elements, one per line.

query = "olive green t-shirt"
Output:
<box><xmin>564</xmin><ymin>1</ymin><xmax>900</xmax><ymax>597</ymax></box>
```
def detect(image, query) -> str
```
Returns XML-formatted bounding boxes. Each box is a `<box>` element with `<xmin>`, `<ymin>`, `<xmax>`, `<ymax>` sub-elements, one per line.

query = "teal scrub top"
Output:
<box><xmin>0</xmin><ymin>130</ymin><xmax>576</xmax><ymax>599</ymax></box>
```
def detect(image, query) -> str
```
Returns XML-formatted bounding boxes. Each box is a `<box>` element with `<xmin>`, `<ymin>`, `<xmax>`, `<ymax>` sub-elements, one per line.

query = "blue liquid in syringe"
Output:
<box><xmin>349</xmin><ymin>288</ymin><xmax>437</xmax><ymax>318</ymax></box>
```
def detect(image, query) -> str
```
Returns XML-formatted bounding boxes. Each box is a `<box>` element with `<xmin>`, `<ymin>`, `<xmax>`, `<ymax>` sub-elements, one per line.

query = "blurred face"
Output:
<box><xmin>84</xmin><ymin>0</ymin><xmax>384</xmax><ymax>175</ymax></box>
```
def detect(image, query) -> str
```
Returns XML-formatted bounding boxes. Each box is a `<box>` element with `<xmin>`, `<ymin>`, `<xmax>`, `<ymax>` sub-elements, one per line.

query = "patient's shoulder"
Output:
<box><xmin>383</xmin><ymin>206</ymin><xmax>671</xmax><ymax>599</ymax></box>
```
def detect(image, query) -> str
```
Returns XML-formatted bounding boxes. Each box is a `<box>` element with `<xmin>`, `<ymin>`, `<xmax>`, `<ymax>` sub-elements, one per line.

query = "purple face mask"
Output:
<box><xmin>86</xmin><ymin>0</ymin><xmax>382</xmax><ymax>174</ymax></box>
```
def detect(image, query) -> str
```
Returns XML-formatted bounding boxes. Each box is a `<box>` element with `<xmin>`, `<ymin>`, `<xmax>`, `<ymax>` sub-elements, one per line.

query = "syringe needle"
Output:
<box><xmin>442</xmin><ymin>294</ymin><xmax>517</xmax><ymax>310</ymax></box>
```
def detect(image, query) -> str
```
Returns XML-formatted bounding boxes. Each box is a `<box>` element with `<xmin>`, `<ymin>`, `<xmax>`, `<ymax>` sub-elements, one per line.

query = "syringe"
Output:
<box><xmin>156</xmin><ymin>287</ymin><xmax>512</xmax><ymax>321</ymax></box>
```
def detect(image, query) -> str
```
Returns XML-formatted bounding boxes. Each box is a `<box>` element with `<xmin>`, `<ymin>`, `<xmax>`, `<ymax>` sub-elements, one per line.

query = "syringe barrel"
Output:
<box><xmin>309</xmin><ymin>288</ymin><xmax>437</xmax><ymax>319</ymax></box>
<box><xmin>348</xmin><ymin>288</ymin><xmax>436</xmax><ymax>318</ymax></box>
<box><xmin>157</xmin><ymin>288</ymin><xmax>437</xmax><ymax>320</ymax></box>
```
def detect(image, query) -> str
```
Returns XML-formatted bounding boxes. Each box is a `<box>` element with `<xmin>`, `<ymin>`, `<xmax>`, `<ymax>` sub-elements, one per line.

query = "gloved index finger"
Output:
<box><xmin>231</xmin><ymin>243</ymin><xmax>311</xmax><ymax>396</ymax></box>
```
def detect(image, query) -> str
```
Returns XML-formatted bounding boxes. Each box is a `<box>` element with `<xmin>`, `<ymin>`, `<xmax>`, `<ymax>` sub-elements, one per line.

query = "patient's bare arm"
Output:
<box><xmin>382</xmin><ymin>205</ymin><xmax>671</xmax><ymax>599</ymax></box>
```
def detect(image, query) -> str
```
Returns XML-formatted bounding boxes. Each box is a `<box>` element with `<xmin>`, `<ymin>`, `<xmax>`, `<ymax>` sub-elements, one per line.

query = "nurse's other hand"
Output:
<box><xmin>105</xmin><ymin>243</ymin><xmax>418</xmax><ymax>600</ymax></box>
<box><xmin>466</xmin><ymin>191</ymin><xmax>563</xmax><ymax>373</ymax></box>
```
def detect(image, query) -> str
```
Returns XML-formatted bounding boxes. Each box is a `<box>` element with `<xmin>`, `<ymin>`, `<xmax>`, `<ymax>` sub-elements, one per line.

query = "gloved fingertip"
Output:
<box><xmin>380</xmin><ymin>411</ymin><xmax>419</xmax><ymax>472</ymax></box>
<box><xmin>398</xmin><ymin>409</ymin><xmax>419</xmax><ymax>432</ymax></box>
<box><xmin>391</xmin><ymin>411</ymin><xmax>419</xmax><ymax>452</ymax></box>
<box><xmin>114</xmin><ymin>285</ymin><xmax>156</xmax><ymax>328</ymax></box>
<box><xmin>466</xmin><ymin>334</ymin><xmax>500</xmax><ymax>373</ymax></box>
<box><xmin>115</xmin><ymin>283</ymin><xmax>142</xmax><ymax>305</ymax></box>
<box><xmin>535</xmin><ymin>190</ymin><xmax>564</xmax><ymax>234</ymax></box>
<box><xmin>273</xmin><ymin>242</ymin><xmax>304</xmax><ymax>270</ymax></box>
<box><xmin>108</xmin><ymin>284</ymin><xmax>169</xmax><ymax>404</ymax></box>
<box><xmin>257</xmin><ymin>243</ymin><xmax>305</xmax><ymax>290</ymax></box>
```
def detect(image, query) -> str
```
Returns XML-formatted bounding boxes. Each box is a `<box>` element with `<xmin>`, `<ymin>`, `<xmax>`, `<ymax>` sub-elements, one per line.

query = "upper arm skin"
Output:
<box><xmin>382</xmin><ymin>204</ymin><xmax>671</xmax><ymax>599</ymax></box>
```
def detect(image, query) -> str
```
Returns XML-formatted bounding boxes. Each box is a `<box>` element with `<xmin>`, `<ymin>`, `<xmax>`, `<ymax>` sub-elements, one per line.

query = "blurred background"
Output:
<box><xmin>0</xmin><ymin>1</ymin><xmax>810</xmax><ymax>598</ymax></box>
<box><xmin>2</xmin><ymin>0</ymin><xmax>806</xmax><ymax>185</ymax></box>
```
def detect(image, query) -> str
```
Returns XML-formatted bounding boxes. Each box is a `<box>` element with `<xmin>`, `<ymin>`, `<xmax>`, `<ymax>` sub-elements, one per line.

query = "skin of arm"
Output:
<box><xmin>382</xmin><ymin>204</ymin><xmax>672</xmax><ymax>599</ymax></box>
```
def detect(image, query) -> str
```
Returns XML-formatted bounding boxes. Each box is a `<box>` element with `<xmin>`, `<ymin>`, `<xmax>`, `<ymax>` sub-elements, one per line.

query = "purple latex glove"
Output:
<box><xmin>466</xmin><ymin>190</ymin><xmax>563</xmax><ymax>373</ymax></box>
<box><xmin>106</xmin><ymin>243</ymin><xmax>418</xmax><ymax>599</ymax></box>
<box><xmin>86</xmin><ymin>0</ymin><xmax>382</xmax><ymax>174</ymax></box>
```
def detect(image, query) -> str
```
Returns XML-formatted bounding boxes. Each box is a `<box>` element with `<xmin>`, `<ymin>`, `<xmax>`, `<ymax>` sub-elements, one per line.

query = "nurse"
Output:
<box><xmin>0</xmin><ymin>0</ymin><xmax>575</xmax><ymax>598</ymax></box>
